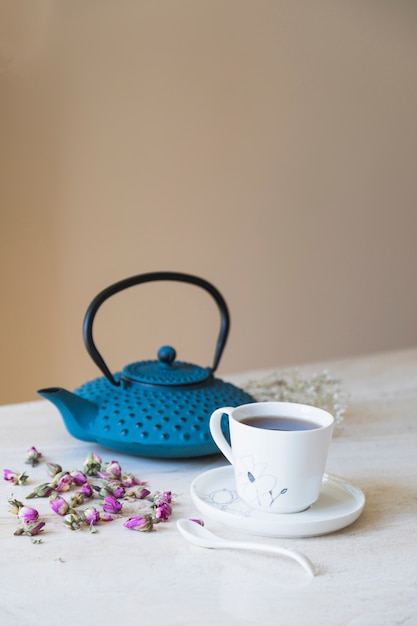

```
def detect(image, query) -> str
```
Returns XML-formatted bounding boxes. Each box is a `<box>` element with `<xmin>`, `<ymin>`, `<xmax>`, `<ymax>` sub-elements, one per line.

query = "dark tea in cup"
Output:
<box><xmin>240</xmin><ymin>416</ymin><xmax>320</xmax><ymax>431</ymax></box>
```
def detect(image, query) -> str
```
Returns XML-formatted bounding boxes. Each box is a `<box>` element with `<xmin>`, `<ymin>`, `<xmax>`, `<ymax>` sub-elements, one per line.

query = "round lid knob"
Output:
<box><xmin>157</xmin><ymin>345</ymin><xmax>176</xmax><ymax>364</ymax></box>
<box><xmin>122</xmin><ymin>346</ymin><xmax>211</xmax><ymax>386</ymax></box>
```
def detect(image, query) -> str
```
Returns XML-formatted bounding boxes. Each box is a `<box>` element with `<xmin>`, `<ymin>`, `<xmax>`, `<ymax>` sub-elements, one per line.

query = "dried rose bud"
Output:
<box><xmin>154</xmin><ymin>491</ymin><xmax>172</xmax><ymax>505</ymax></box>
<box><xmin>26</xmin><ymin>483</ymin><xmax>54</xmax><ymax>498</ymax></box>
<box><xmin>122</xmin><ymin>491</ymin><xmax>137</xmax><ymax>502</ymax></box>
<box><xmin>99</xmin><ymin>512</ymin><xmax>114</xmax><ymax>522</ymax></box>
<box><xmin>49</xmin><ymin>494</ymin><xmax>70</xmax><ymax>516</ymax></box>
<box><xmin>70</xmin><ymin>469</ymin><xmax>88</xmax><ymax>485</ymax></box>
<box><xmin>99</xmin><ymin>460</ymin><xmax>122</xmax><ymax>480</ymax></box>
<box><xmin>3</xmin><ymin>469</ymin><xmax>28</xmax><ymax>486</ymax></box>
<box><xmin>106</xmin><ymin>480</ymin><xmax>125</xmax><ymax>498</ymax></box>
<box><xmin>102</xmin><ymin>494</ymin><xmax>122</xmax><ymax>514</ymax></box>
<box><xmin>136</xmin><ymin>487</ymin><xmax>151</xmax><ymax>499</ymax></box>
<box><xmin>82</xmin><ymin>507</ymin><xmax>101</xmax><ymax>526</ymax></box>
<box><xmin>121</xmin><ymin>472</ymin><xmax>146</xmax><ymax>488</ymax></box>
<box><xmin>19</xmin><ymin>519</ymin><xmax>46</xmax><ymax>536</ymax></box>
<box><xmin>123</xmin><ymin>514</ymin><xmax>154</xmax><ymax>532</ymax></box>
<box><xmin>70</xmin><ymin>492</ymin><xmax>85</xmax><ymax>507</ymax></box>
<box><xmin>154</xmin><ymin>501</ymin><xmax>173</xmax><ymax>522</ymax></box>
<box><xmin>123</xmin><ymin>486</ymin><xmax>151</xmax><ymax>501</ymax></box>
<box><xmin>83</xmin><ymin>452</ymin><xmax>102</xmax><ymax>476</ymax></box>
<box><xmin>25</xmin><ymin>446</ymin><xmax>42</xmax><ymax>467</ymax></box>
<box><xmin>51</xmin><ymin>471</ymin><xmax>73</xmax><ymax>493</ymax></box>
<box><xmin>46</xmin><ymin>462</ymin><xmax>62</xmax><ymax>477</ymax></box>
<box><xmin>81</xmin><ymin>483</ymin><xmax>93</xmax><ymax>498</ymax></box>
<box><xmin>64</xmin><ymin>512</ymin><xmax>82</xmax><ymax>531</ymax></box>
<box><xmin>18</xmin><ymin>506</ymin><xmax>40</xmax><ymax>523</ymax></box>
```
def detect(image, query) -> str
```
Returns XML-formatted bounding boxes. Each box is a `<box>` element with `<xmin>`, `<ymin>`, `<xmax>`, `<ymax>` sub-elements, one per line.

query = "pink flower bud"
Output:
<box><xmin>3</xmin><ymin>469</ymin><xmax>28</xmax><ymax>485</ymax></box>
<box><xmin>21</xmin><ymin>519</ymin><xmax>45</xmax><ymax>536</ymax></box>
<box><xmin>46</xmin><ymin>462</ymin><xmax>62</xmax><ymax>477</ymax></box>
<box><xmin>52</xmin><ymin>471</ymin><xmax>73</xmax><ymax>492</ymax></box>
<box><xmin>4</xmin><ymin>469</ymin><xmax>19</xmax><ymax>484</ymax></box>
<box><xmin>81</xmin><ymin>482</ymin><xmax>94</xmax><ymax>498</ymax></box>
<box><xmin>102</xmin><ymin>494</ymin><xmax>122</xmax><ymax>514</ymax></box>
<box><xmin>154</xmin><ymin>491</ymin><xmax>172</xmax><ymax>505</ymax></box>
<box><xmin>106</xmin><ymin>480</ymin><xmax>125</xmax><ymax>498</ymax></box>
<box><xmin>100</xmin><ymin>460</ymin><xmax>122</xmax><ymax>479</ymax></box>
<box><xmin>123</xmin><ymin>515</ymin><xmax>154</xmax><ymax>532</ymax></box>
<box><xmin>49</xmin><ymin>495</ymin><xmax>70</xmax><ymax>516</ymax></box>
<box><xmin>121</xmin><ymin>472</ymin><xmax>146</xmax><ymax>488</ymax></box>
<box><xmin>18</xmin><ymin>506</ymin><xmax>40</xmax><ymax>523</ymax></box>
<box><xmin>154</xmin><ymin>502</ymin><xmax>172</xmax><ymax>521</ymax></box>
<box><xmin>100</xmin><ymin>512</ymin><xmax>114</xmax><ymax>522</ymax></box>
<box><xmin>25</xmin><ymin>446</ymin><xmax>42</xmax><ymax>467</ymax></box>
<box><xmin>82</xmin><ymin>507</ymin><xmax>101</xmax><ymax>525</ymax></box>
<box><xmin>70</xmin><ymin>470</ymin><xmax>88</xmax><ymax>485</ymax></box>
<box><xmin>136</xmin><ymin>487</ymin><xmax>151</xmax><ymax>500</ymax></box>
<box><xmin>83</xmin><ymin>452</ymin><xmax>102</xmax><ymax>476</ymax></box>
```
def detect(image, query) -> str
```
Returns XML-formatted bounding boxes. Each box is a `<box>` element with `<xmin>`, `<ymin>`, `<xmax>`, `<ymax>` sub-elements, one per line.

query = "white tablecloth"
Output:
<box><xmin>1</xmin><ymin>349</ymin><xmax>417</xmax><ymax>626</ymax></box>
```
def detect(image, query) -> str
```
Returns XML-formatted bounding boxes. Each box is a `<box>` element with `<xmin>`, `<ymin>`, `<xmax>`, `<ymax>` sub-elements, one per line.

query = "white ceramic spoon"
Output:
<box><xmin>176</xmin><ymin>519</ymin><xmax>316</xmax><ymax>577</ymax></box>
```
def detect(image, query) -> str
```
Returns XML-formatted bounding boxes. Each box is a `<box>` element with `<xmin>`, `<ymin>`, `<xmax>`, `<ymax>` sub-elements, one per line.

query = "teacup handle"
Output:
<box><xmin>209</xmin><ymin>407</ymin><xmax>234</xmax><ymax>464</ymax></box>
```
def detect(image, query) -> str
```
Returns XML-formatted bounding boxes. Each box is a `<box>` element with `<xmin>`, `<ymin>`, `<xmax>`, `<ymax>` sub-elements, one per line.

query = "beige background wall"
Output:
<box><xmin>1</xmin><ymin>1</ymin><xmax>417</xmax><ymax>404</ymax></box>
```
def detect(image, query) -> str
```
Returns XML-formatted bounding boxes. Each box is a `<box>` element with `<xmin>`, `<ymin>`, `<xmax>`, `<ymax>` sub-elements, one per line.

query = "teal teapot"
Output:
<box><xmin>38</xmin><ymin>272</ymin><xmax>254</xmax><ymax>458</ymax></box>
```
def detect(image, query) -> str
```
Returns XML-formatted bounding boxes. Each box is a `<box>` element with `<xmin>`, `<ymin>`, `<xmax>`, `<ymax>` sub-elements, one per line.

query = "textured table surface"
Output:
<box><xmin>1</xmin><ymin>348</ymin><xmax>416</xmax><ymax>626</ymax></box>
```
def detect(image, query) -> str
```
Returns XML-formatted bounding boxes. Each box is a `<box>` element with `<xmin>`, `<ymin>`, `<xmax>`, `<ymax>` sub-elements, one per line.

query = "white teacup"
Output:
<box><xmin>209</xmin><ymin>401</ymin><xmax>334</xmax><ymax>514</ymax></box>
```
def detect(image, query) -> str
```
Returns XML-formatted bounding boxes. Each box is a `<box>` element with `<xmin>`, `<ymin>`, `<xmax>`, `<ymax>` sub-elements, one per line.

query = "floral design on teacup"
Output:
<box><xmin>202</xmin><ymin>488</ymin><xmax>242</xmax><ymax>513</ymax></box>
<box><xmin>199</xmin><ymin>487</ymin><xmax>254</xmax><ymax>516</ymax></box>
<box><xmin>235</xmin><ymin>455</ymin><xmax>287</xmax><ymax>508</ymax></box>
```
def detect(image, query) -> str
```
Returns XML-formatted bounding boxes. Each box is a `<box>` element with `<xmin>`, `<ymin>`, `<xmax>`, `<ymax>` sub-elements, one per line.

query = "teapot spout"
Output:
<box><xmin>37</xmin><ymin>387</ymin><xmax>98</xmax><ymax>442</ymax></box>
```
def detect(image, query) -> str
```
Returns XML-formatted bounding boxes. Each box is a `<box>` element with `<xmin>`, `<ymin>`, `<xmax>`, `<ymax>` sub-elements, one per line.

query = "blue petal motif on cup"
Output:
<box><xmin>236</xmin><ymin>456</ymin><xmax>287</xmax><ymax>508</ymax></box>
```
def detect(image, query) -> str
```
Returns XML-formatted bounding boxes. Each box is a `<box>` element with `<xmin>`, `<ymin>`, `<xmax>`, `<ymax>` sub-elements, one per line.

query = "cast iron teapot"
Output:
<box><xmin>38</xmin><ymin>271</ymin><xmax>254</xmax><ymax>458</ymax></box>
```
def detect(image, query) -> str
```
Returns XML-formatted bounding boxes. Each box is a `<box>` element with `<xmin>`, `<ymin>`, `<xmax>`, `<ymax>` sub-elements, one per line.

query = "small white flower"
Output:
<box><xmin>243</xmin><ymin>369</ymin><xmax>348</xmax><ymax>426</ymax></box>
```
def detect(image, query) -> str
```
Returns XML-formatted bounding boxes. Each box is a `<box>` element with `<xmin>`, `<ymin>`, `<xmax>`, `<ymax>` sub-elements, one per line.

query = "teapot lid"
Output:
<box><xmin>122</xmin><ymin>345</ymin><xmax>211</xmax><ymax>387</ymax></box>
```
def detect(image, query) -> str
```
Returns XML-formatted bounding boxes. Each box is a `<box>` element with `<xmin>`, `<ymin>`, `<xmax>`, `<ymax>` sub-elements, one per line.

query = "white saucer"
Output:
<box><xmin>190</xmin><ymin>466</ymin><xmax>365</xmax><ymax>538</ymax></box>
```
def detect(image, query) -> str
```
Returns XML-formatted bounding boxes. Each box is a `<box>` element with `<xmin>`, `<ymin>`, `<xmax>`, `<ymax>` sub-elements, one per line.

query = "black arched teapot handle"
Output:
<box><xmin>83</xmin><ymin>271</ymin><xmax>230</xmax><ymax>387</ymax></box>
